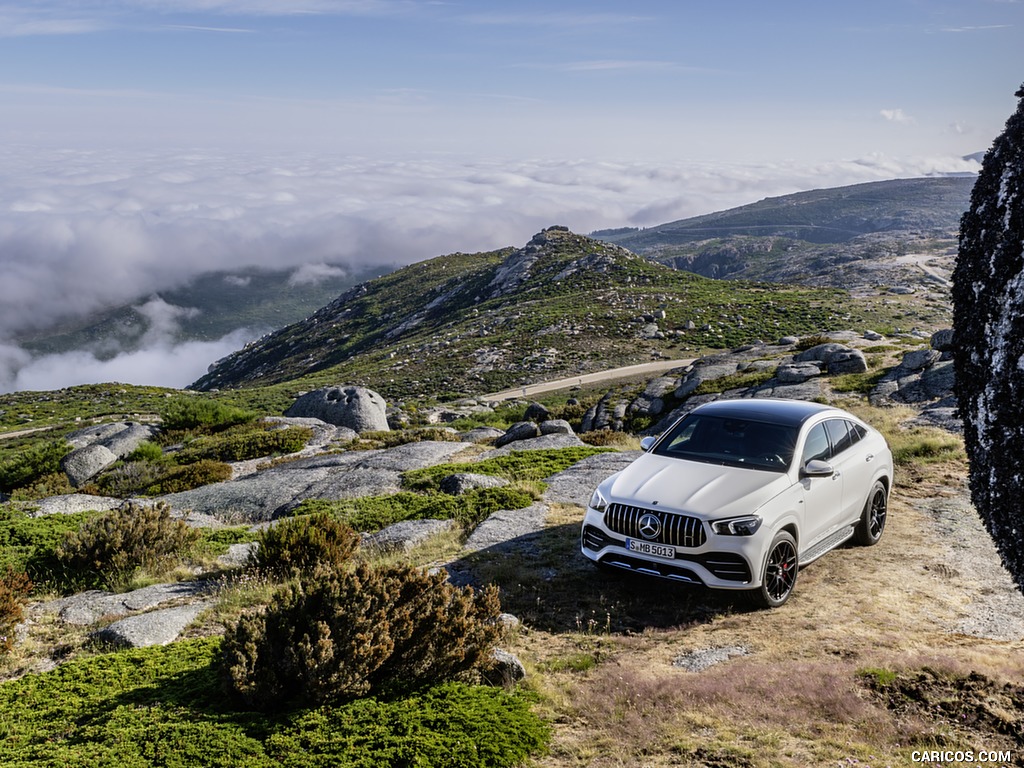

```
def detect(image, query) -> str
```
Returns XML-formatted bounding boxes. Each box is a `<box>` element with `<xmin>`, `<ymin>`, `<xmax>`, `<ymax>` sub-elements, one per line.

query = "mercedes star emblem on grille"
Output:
<box><xmin>637</xmin><ymin>513</ymin><xmax>661</xmax><ymax>540</ymax></box>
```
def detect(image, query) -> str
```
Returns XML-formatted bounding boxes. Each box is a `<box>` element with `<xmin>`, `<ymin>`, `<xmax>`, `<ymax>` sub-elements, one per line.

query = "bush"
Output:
<box><xmin>0</xmin><ymin>506</ymin><xmax>90</xmax><ymax>592</ymax></box>
<box><xmin>8</xmin><ymin>471</ymin><xmax>74</xmax><ymax>501</ymax></box>
<box><xmin>795</xmin><ymin>334</ymin><xmax>834</xmax><ymax>351</ymax></box>
<box><xmin>142</xmin><ymin>459</ymin><xmax>233</xmax><ymax>495</ymax></box>
<box><xmin>160</xmin><ymin>398</ymin><xmax>258</xmax><ymax>432</ymax></box>
<box><xmin>0</xmin><ymin>567</ymin><xmax>31</xmax><ymax>655</ymax></box>
<box><xmin>91</xmin><ymin>459</ymin><xmax>170</xmax><ymax>497</ymax></box>
<box><xmin>250</xmin><ymin>513</ymin><xmax>359</xmax><ymax>578</ymax></box>
<box><xmin>222</xmin><ymin>563</ymin><xmax>503</xmax><ymax>711</ymax></box>
<box><xmin>56</xmin><ymin>501</ymin><xmax>201</xmax><ymax>590</ymax></box>
<box><xmin>0</xmin><ymin>440</ymin><xmax>72</xmax><ymax>493</ymax></box>
<box><xmin>126</xmin><ymin>440</ymin><xmax>167</xmax><ymax>463</ymax></box>
<box><xmin>175</xmin><ymin>426</ymin><xmax>312</xmax><ymax>464</ymax></box>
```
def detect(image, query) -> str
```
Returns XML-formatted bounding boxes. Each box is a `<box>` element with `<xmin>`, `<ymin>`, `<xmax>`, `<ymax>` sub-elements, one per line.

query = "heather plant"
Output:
<box><xmin>250</xmin><ymin>513</ymin><xmax>360</xmax><ymax>578</ymax></box>
<box><xmin>222</xmin><ymin>563</ymin><xmax>503</xmax><ymax>711</ymax></box>
<box><xmin>175</xmin><ymin>425</ymin><xmax>312</xmax><ymax>464</ymax></box>
<box><xmin>0</xmin><ymin>567</ymin><xmax>31</xmax><ymax>655</ymax></box>
<box><xmin>141</xmin><ymin>459</ymin><xmax>233</xmax><ymax>495</ymax></box>
<box><xmin>160</xmin><ymin>397</ymin><xmax>258</xmax><ymax>432</ymax></box>
<box><xmin>56</xmin><ymin>500</ymin><xmax>201</xmax><ymax>590</ymax></box>
<box><xmin>0</xmin><ymin>440</ymin><xmax>72</xmax><ymax>494</ymax></box>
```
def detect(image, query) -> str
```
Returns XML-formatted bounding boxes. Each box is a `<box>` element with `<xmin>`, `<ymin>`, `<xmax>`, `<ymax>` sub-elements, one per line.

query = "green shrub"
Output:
<box><xmin>142</xmin><ymin>459</ymin><xmax>233</xmax><ymax>495</ymax></box>
<box><xmin>175</xmin><ymin>426</ymin><xmax>312</xmax><ymax>464</ymax></box>
<box><xmin>0</xmin><ymin>506</ymin><xmax>91</xmax><ymax>592</ymax></box>
<box><xmin>160</xmin><ymin>398</ymin><xmax>258</xmax><ymax>432</ymax></box>
<box><xmin>352</xmin><ymin>428</ymin><xmax>464</xmax><ymax>449</ymax></box>
<box><xmin>91</xmin><ymin>459</ymin><xmax>170</xmax><ymax>497</ymax></box>
<box><xmin>0</xmin><ymin>567</ymin><xmax>31</xmax><ymax>655</ymax></box>
<box><xmin>56</xmin><ymin>500</ymin><xmax>201</xmax><ymax>590</ymax></box>
<box><xmin>794</xmin><ymin>334</ymin><xmax>834</xmax><ymax>351</ymax></box>
<box><xmin>250</xmin><ymin>513</ymin><xmax>359</xmax><ymax>578</ymax></box>
<box><xmin>222</xmin><ymin>563</ymin><xmax>503</xmax><ymax>711</ymax></box>
<box><xmin>0</xmin><ymin>440</ymin><xmax>72</xmax><ymax>493</ymax></box>
<box><xmin>8</xmin><ymin>471</ymin><xmax>74</xmax><ymax>501</ymax></box>
<box><xmin>126</xmin><ymin>440</ymin><xmax>167</xmax><ymax>463</ymax></box>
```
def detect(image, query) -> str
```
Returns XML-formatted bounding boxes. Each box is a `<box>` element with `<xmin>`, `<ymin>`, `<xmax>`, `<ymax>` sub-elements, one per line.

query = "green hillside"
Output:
<box><xmin>190</xmin><ymin>227</ymin><xmax>921</xmax><ymax>402</ymax></box>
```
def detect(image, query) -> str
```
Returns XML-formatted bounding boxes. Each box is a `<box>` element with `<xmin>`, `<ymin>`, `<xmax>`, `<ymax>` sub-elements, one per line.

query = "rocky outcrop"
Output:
<box><xmin>161</xmin><ymin>440</ymin><xmax>470</xmax><ymax>522</ymax></box>
<box><xmin>92</xmin><ymin>602</ymin><xmax>213</xmax><ymax>649</ymax></box>
<box><xmin>494</xmin><ymin>421</ymin><xmax>540</xmax><ymax>447</ymax></box>
<box><xmin>284</xmin><ymin>385</ymin><xmax>389</xmax><ymax>433</ymax></box>
<box><xmin>34</xmin><ymin>581</ymin><xmax>216</xmax><ymax>626</ymax></box>
<box><xmin>952</xmin><ymin>83</ymin><xmax>1024</xmax><ymax>595</ymax></box>
<box><xmin>61</xmin><ymin>444</ymin><xmax>118</xmax><ymax>487</ymax></box>
<box><xmin>59</xmin><ymin>421</ymin><xmax>159</xmax><ymax>486</ymax></box>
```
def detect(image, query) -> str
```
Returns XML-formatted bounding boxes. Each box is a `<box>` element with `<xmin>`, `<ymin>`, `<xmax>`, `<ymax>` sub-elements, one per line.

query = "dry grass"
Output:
<box><xmin>483</xmin><ymin>408</ymin><xmax>1024</xmax><ymax>768</ymax></box>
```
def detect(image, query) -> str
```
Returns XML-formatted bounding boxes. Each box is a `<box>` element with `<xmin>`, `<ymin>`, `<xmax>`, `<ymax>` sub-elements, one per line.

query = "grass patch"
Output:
<box><xmin>0</xmin><ymin>638</ymin><xmax>550</xmax><ymax>767</ymax></box>
<box><xmin>829</xmin><ymin>369</ymin><xmax>888</xmax><ymax>394</ymax></box>
<box><xmin>291</xmin><ymin>487</ymin><xmax>536</xmax><ymax>532</ymax></box>
<box><xmin>691</xmin><ymin>369</ymin><xmax>775</xmax><ymax>396</ymax></box>
<box><xmin>401</xmin><ymin>446</ymin><xmax>612</xmax><ymax>492</ymax></box>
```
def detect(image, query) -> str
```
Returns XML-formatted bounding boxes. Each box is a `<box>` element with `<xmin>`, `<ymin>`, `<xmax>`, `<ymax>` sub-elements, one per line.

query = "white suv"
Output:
<box><xmin>580</xmin><ymin>399</ymin><xmax>893</xmax><ymax>607</ymax></box>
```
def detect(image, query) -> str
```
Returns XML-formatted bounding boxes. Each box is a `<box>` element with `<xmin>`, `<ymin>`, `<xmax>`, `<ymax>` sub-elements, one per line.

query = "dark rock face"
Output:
<box><xmin>952</xmin><ymin>84</ymin><xmax>1024</xmax><ymax>596</ymax></box>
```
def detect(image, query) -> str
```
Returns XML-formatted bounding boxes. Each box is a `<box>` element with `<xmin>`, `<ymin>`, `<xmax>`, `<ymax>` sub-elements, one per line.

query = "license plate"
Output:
<box><xmin>627</xmin><ymin>539</ymin><xmax>675</xmax><ymax>559</ymax></box>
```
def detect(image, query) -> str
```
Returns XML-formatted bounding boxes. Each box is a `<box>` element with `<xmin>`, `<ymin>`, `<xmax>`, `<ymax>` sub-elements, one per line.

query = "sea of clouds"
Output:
<box><xmin>0</xmin><ymin>146</ymin><xmax>979</xmax><ymax>393</ymax></box>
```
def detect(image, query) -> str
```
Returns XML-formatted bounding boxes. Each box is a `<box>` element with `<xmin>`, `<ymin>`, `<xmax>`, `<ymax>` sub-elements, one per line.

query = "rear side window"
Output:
<box><xmin>848</xmin><ymin>421</ymin><xmax>867</xmax><ymax>444</ymax></box>
<box><xmin>825</xmin><ymin>419</ymin><xmax>853</xmax><ymax>455</ymax></box>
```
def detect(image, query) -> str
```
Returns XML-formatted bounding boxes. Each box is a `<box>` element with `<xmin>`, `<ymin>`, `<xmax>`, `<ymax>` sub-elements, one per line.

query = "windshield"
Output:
<box><xmin>652</xmin><ymin>413</ymin><xmax>798</xmax><ymax>471</ymax></box>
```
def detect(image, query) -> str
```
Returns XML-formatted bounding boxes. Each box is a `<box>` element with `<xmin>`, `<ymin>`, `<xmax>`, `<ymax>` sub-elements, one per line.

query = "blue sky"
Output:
<box><xmin>2</xmin><ymin>0</ymin><xmax>1021</xmax><ymax>159</ymax></box>
<box><xmin>0</xmin><ymin>0</ymin><xmax>1022</xmax><ymax>391</ymax></box>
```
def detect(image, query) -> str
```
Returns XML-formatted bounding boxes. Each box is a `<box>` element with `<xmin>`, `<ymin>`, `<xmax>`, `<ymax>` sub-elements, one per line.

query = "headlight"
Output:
<box><xmin>589</xmin><ymin>488</ymin><xmax>609</xmax><ymax>512</ymax></box>
<box><xmin>711</xmin><ymin>515</ymin><xmax>762</xmax><ymax>536</ymax></box>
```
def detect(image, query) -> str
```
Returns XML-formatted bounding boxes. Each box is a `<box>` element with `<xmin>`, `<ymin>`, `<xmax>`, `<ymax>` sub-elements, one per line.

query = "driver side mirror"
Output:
<box><xmin>640</xmin><ymin>436</ymin><xmax>657</xmax><ymax>452</ymax></box>
<box><xmin>801</xmin><ymin>459</ymin><xmax>835</xmax><ymax>477</ymax></box>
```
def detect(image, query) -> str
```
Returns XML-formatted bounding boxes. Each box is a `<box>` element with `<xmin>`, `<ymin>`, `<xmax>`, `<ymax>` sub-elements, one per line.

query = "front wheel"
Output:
<box><xmin>854</xmin><ymin>481</ymin><xmax>888</xmax><ymax>546</ymax></box>
<box><xmin>749</xmin><ymin>531</ymin><xmax>799</xmax><ymax>608</ymax></box>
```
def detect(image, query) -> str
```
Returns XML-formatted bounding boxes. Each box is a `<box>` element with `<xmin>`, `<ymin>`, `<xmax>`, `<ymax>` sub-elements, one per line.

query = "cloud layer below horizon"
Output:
<box><xmin>0</xmin><ymin>147</ymin><xmax>980</xmax><ymax>393</ymax></box>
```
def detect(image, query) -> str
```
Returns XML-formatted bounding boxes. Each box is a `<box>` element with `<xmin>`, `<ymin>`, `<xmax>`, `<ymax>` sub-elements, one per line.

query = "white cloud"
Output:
<box><xmin>288</xmin><ymin>263</ymin><xmax>348</xmax><ymax>286</ymax></box>
<box><xmin>2</xmin><ymin>329</ymin><xmax>259</xmax><ymax>393</ymax></box>
<box><xmin>880</xmin><ymin>108</ymin><xmax>914</xmax><ymax>123</ymax></box>
<box><xmin>0</xmin><ymin>146</ymin><xmax>979</xmax><ymax>392</ymax></box>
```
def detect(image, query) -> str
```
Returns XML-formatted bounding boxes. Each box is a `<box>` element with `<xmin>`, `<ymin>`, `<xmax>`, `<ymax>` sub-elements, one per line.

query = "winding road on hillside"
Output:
<box><xmin>483</xmin><ymin>357</ymin><xmax>696</xmax><ymax>402</ymax></box>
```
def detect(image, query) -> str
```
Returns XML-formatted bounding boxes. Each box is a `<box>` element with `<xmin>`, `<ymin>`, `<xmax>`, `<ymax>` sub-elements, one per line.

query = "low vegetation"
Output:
<box><xmin>249</xmin><ymin>512</ymin><xmax>360</xmax><ymax>578</ymax></box>
<box><xmin>0</xmin><ymin>637</ymin><xmax>549</xmax><ymax>767</ymax></box>
<box><xmin>55</xmin><ymin>500</ymin><xmax>201</xmax><ymax>591</ymax></box>
<box><xmin>223</xmin><ymin>563</ymin><xmax>505</xmax><ymax>710</ymax></box>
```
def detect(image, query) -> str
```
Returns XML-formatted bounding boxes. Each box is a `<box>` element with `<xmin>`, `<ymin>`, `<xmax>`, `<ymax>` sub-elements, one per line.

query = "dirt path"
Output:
<box><xmin>483</xmin><ymin>358</ymin><xmax>695</xmax><ymax>402</ymax></box>
<box><xmin>0</xmin><ymin>425</ymin><xmax>56</xmax><ymax>441</ymax></box>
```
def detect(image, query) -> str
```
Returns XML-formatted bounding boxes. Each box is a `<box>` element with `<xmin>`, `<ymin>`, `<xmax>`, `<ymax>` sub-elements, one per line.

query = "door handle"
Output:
<box><xmin>865</xmin><ymin>454</ymin><xmax>874</xmax><ymax>462</ymax></box>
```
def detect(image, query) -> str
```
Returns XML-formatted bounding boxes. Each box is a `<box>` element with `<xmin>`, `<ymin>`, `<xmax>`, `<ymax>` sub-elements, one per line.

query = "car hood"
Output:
<box><xmin>605</xmin><ymin>453</ymin><xmax>791</xmax><ymax>519</ymax></box>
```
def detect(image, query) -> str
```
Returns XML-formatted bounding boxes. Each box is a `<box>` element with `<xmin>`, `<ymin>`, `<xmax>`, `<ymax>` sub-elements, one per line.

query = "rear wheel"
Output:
<box><xmin>854</xmin><ymin>481</ymin><xmax>887</xmax><ymax>546</ymax></box>
<box><xmin>750</xmin><ymin>531</ymin><xmax>798</xmax><ymax>608</ymax></box>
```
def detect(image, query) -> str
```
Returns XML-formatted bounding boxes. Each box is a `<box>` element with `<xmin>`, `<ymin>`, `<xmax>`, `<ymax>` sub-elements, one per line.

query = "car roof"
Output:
<box><xmin>689</xmin><ymin>398</ymin><xmax>840</xmax><ymax>428</ymax></box>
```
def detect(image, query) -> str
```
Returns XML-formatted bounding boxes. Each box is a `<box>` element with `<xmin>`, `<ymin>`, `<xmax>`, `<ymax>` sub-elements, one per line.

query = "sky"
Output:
<box><xmin>0</xmin><ymin>0</ymin><xmax>1022</xmax><ymax>392</ymax></box>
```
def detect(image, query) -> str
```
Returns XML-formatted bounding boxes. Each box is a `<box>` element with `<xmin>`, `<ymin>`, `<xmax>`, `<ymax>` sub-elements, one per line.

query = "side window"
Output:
<box><xmin>825</xmin><ymin>419</ymin><xmax>853</xmax><ymax>455</ymax></box>
<box><xmin>847</xmin><ymin>421</ymin><xmax>867</xmax><ymax>444</ymax></box>
<box><xmin>801</xmin><ymin>423</ymin><xmax>831</xmax><ymax>465</ymax></box>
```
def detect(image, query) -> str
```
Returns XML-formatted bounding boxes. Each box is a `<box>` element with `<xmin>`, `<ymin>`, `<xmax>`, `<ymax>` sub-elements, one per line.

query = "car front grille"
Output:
<box><xmin>604</xmin><ymin>503</ymin><xmax>707</xmax><ymax>549</ymax></box>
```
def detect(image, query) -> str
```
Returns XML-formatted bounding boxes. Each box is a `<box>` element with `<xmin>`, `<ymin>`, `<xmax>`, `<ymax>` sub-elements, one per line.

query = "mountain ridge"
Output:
<box><xmin>191</xmin><ymin>226</ymin><xmax>931</xmax><ymax>401</ymax></box>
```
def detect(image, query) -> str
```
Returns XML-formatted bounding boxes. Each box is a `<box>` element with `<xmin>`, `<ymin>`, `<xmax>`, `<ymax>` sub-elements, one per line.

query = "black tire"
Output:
<box><xmin>750</xmin><ymin>530</ymin><xmax>799</xmax><ymax>608</ymax></box>
<box><xmin>854</xmin><ymin>480</ymin><xmax>888</xmax><ymax>546</ymax></box>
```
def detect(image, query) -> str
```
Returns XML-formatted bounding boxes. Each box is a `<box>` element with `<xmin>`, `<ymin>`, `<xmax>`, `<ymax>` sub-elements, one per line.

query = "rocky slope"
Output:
<box><xmin>191</xmin><ymin>227</ymin><xmax>922</xmax><ymax>401</ymax></box>
<box><xmin>597</xmin><ymin>176</ymin><xmax>972</xmax><ymax>289</ymax></box>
